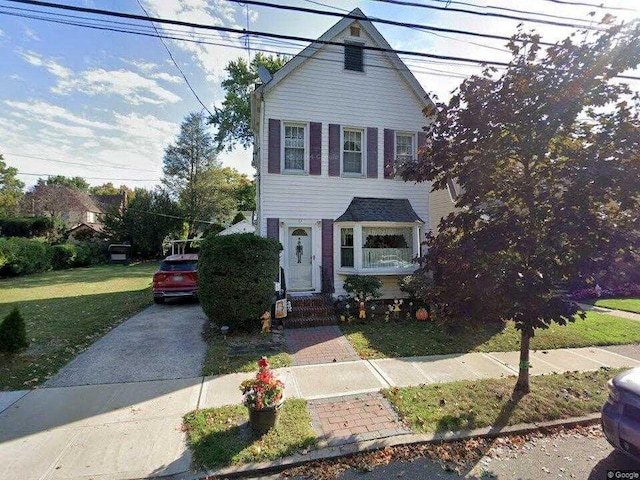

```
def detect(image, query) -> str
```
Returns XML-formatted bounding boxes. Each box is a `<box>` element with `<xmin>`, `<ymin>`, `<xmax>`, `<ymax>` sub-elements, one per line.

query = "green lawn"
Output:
<box><xmin>384</xmin><ymin>369</ymin><xmax>619</xmax><ymax>434</ymax></box>
<box><xmin>202</xmin><ymin>328</ymin><xmax>291</xmax><ymax>376</ymax></box>
<box><xmin>0</xmin><ymin>262</ymin><xmax>159</xmax><ymax>390</ymax></box>
<box><xmin>341</xmin><ymin>311</ymin><xmax>640</xmax><ymax>359</ymax></box>
<box><xmin>183</xmin><ymin>399</ymin><xmax>316</xmax><ymax>468</ymax></box>
<box><xmin>594</xmin><ymin>298</ymin><xmax>640</xmax><ymax>314</ymax></box>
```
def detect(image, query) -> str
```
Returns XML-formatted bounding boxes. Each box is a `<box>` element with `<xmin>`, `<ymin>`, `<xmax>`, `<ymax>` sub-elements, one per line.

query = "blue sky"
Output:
<box><xmin>0</xmin><ymin>0</ymin><xmax>637</xmax><ymax>190</ymax></box>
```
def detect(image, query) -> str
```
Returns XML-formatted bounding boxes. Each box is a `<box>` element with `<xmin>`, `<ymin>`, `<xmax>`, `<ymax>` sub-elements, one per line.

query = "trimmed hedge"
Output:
<box><xmin>198</xmin><ymin>233</ymin><xmax>282</xmax><ymax>332</ymax></box>
<box><xmin>0</xmin><ymin>237</ymin><xmax>108</xmax><ymax>277</ymax></box>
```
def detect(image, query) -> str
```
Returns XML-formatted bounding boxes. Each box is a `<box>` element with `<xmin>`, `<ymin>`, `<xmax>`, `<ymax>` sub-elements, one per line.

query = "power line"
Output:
<box><xmin>409</xmin><ymin>0</ymin><xmax>636</xmax><ymax>15</ymax></box>
<box><xmin>534</xmin><ymin>0</ymin><xmax>637</xmax><ymax>11</ymax></box>
<box><xmin>126</xmin><ymin>208</ymin><xmax>215</xmax><ymax>224</ymax></box>
<box><xmin>5</xmin><ymin>0</ymin><xmax>639</xmax><ymax>80</ymax></box>
<box><xmin>0</xmin><ymin>8</ymin><xmax>483</xmax><ymax>80</ymax></box>
<box><xmin>366</xmin><ymin>0</ymin><xmax>611</xmax><ymax>29</ymax></box>
<box><xmin>18</xmin><ymin>172</ymin><xmax>160</xmax><ymax>181</ymax></box>
<box><xmin>5</xmin><ymin>152</ymin><xmax>159</xmax><ymax>172</ymax></box>
<box><xmin>134</xmin><ymin>0</ymin><xmax>213</xmax><ymax>116</ymax></box>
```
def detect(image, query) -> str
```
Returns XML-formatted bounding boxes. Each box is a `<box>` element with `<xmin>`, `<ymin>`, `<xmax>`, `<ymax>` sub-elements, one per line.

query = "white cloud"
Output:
<box><xmin>121</xmin><ymin>59</ymin><xmax>160</xmax><ymax>72</ymax></box>
<box><xmin>21</xmin><ymin>51</ymin><xmax>71</xmax><ymax>79</ymax></box>
<box><xmin>5</xmin><ymin>100</ymin><xmax>114</xmax><ymax>130</ymax></box>
<box><xmin>152</xmin><ymin>71</ymin><xmax>183</xmax><ymax>83</ymax></box>
<box><xmin>24</xmin><ymin>27</ymin><xmax>40</xmax><ymax>41</ymax></box>
<box><xmin>54</xmin><ymin>68</ymin><xmax>182</xmax><ymax>105</ymax></box>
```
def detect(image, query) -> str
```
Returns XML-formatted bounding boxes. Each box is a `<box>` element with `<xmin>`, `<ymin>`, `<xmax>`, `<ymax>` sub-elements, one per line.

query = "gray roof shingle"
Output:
<box><xmin>335</xmin><ymin>197</ymin><xmax>423</xmax><ymax>223</ymax></box>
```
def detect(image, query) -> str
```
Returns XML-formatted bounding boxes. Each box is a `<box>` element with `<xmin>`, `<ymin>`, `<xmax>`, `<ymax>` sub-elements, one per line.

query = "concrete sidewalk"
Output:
<box><xmin>578</xmin><ymin>302</ymin><xmax>640</xmax><ymax>322</ymax></box>
<box><xmin>2</xmin><ymin>345</ymin><xmax>640</xmax><ymax>480</ymax></box>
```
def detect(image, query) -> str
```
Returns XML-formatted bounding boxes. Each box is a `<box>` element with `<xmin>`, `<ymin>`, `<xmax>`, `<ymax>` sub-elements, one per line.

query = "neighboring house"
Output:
<box><xmin>429</xmin><ymin>180</ymin><xmax>460</xmax><ymax>233</ymax></box>
<box><xmin>251</xmin><ymin>9</ymin><xmax>436</xmax><ymax>298</ymax></box>
<box><xmin>218</xmin><ymin>219</ymin><xmax>256</xmax><ymax>236</ymax></box>
<box><xmin>20</xmin><ymin>184</ymin><xmax>126</xmax><ymax>238</ymax></box>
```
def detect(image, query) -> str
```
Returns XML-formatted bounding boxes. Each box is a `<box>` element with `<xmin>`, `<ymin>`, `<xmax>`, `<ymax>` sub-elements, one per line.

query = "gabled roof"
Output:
<box><xmin>336</xmin><ymin>197</ymin><xmax>423</xmax><ymax>223</ymax></box>
<box><xmin>254</xmin><ymin>8</ymin><xmax>433</xmax><ymax>109</ymax></box>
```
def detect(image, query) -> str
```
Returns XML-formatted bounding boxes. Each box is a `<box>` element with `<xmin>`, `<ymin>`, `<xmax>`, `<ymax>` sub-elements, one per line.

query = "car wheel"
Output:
<box><xmin>154</xmin><ymin>297</ymin><xmax>165</xmax><ymax>304</ymax></box>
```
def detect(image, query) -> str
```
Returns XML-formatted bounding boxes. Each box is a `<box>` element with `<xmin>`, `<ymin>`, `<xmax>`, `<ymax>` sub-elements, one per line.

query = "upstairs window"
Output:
<box><xmin>283</xmin><ymin>124</ymin><xmax>305</xmax><ymax>171</ymax></box>
<box><xmin>342</xmin><ymin>128</ymin><xmax>364</xmax><ymax>175</ymax></box>
<box><xmin>86</xmin><ymin>211</ymin><xmax>96</xmax><ymax>223</ymax></box>
<box><xmin>344</xmin><ymin>42</ymin><xmax>364</xmax><ymax>72</ymax></box>
<box><xmin>395</xmin><ymin>133</ymin><xmax>415</xmax><ymax>163</ymax></box>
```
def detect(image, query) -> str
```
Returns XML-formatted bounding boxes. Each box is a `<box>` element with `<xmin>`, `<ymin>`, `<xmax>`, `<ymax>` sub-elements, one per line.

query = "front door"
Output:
<box><xmin>288</xmin><ymin>227</ymin><xmax>312</xmax><ymax>291</ymax></box>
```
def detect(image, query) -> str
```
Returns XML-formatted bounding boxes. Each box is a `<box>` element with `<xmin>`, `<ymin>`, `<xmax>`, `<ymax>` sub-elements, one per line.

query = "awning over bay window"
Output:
<box><xmin>335</xmin><ymin>197</ymin><xmax>423</xmax><ymax>223</ymax></box>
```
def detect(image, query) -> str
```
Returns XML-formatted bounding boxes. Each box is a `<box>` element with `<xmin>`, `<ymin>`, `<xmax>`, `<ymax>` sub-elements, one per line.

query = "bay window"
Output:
<box><xmin>336</xmin><ymin>224</ymin><xmax>420</xmax><ymax>273</ymax></box>
<box><xmin>340</xmin><ymin>228</ymin><xmax>354</xmax><ymax>267</ymax></box>
<box><xmin>362</xmin><ymin>227</ymin><xmax>413</xmax><ymax>268</ymax></box>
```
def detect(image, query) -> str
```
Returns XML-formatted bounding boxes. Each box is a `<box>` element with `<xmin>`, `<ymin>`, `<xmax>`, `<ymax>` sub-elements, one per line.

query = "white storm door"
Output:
<box><xmin>288</xmin><ymin>227</ymin><xmax>313</xmax><ymax>291</ymax></box>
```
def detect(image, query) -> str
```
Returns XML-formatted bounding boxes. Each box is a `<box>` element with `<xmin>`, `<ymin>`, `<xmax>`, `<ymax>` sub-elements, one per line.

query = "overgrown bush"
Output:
<box><xmin>0</xmin><ymin>216</ymin><xmax>65</xmax><ymax>241</ymax></box>
<box><xmin>343</xmin><ymin>275</ymin><xmax>382</xmax><ymax>300</ymax></box>
<box><xmin>198</xmin><ymin>233</ymin><xmax>281</xmax><ymax>332</ymax></box>
<box><xmin>0</xmin><ymin>308</ymin><xmax>29</xmax><ymax>353</ymax></box>
<box><xmin>0</xmin><ymin>238</ymin><xmax>107</xmax><ymax>277</ymax></box>
<box><xmin>0</xmin><ymin>237</ymin><xmax>52</xmax><ymax>276</ymax></box>
<box><xmin>51</xmin><ymin>243</ymin><xmax>77</xmax><ymax>270</ymax></box>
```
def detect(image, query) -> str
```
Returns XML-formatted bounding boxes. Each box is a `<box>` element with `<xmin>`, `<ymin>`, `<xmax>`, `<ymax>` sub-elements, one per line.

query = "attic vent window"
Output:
<box><xmin>344</xmin><ymin>42</ymin><xmax>364</xmax><ymax>72</ymax></box>
<box><xmin>350</xmin><ymin>25</ymin><xmax>360</xmax><ymax>37</ymax></box>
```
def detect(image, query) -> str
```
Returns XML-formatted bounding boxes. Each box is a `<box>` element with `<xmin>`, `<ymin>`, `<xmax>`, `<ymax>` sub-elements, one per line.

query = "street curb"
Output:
<box><xmin>195</xmin><ymin>412</ymin><xmax>602</xmax><ymax>479</ymax></box>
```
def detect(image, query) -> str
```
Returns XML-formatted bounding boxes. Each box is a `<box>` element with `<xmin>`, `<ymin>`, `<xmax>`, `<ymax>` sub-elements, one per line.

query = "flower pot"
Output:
<box><xmin>248</xmin><ymin>403</ymin><xmax>282</xmax><ymax>434</ymax></box>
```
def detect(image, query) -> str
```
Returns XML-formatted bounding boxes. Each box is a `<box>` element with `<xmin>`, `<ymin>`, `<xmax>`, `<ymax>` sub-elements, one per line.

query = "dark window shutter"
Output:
<box><xmin>268</xmin><ymin>119</ymin><xmax>281</xmax><ymax>174</ymax></box>
<box><xmin>309</xmin><ymin>122</ymin><xmax>322</xmax><ymax>175</ymax></box>
<box><xmin>328</xmin><ymin>124</ymin><xmax>340</xmax><ymax>177</ymax></box>
<box><xmin>321</xmin><ymin>219</ymin><xmax>334</xmax><ymax>293</ymax></box>
<box><xmin>266</xmin><ymin>218</ymin><xmax>279</xmax><ymax>240</ymax></box>
<box><xmin>366</xmin><ymin>127</ymin><xmax>378</xmax><ymax>179</ymax></box>
<box><xmin>384</xmin><ymin>128</ymin><xmax>395</xmax><ymax>179</ymax></box>
<box><xmin>344</xmin><ymin>43</ymin><xmax>364</xmax><ymax>72</ymax></box>
<box><xmin>417</xmin><ymin>131</ymin><xmax>427</xmax><ymax>158</ymax></box>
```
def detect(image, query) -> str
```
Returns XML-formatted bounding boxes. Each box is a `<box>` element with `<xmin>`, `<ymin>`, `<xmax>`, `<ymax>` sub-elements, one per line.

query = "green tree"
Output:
<box><xmin>0</xmin><ymin>307</ymin><xmax>29</xmax><ymax>353</ymax></box>
<box><xmin>234</xmin><ymin>176</ymin><xmax>256</xmax><ymax>212</ymax></box>
<box><xmin>103</xmin><ymin>188</ymin><xmax>183</xmax><ymax>258</ymax></box>
<box><xmin>163</xmin><ymin>112</ymin><xmax>237</xmax><ymax>237</ymax></box>
<box><xmin>0</xmin><ymin>155</ymin><xmax>24</xmax><ymax>217</ymax></box>
<box><xmin>210</xmin><ymin>53</ymin><xmax>289</xmax><ymax>152</ymax></box>
<box><xmin>39</xmin><ymin>175</ymin><xmax>90</xmax><ymax>191</ymax></box>
<box><xmin>400</xmin><ymin>25</ymin><xmax>640</xmax><ymax>393</ymax></box>
<box><xmin>90</xmin><ymin>183</ymin><xmax>130</xmax><ymax>196</ymax></box>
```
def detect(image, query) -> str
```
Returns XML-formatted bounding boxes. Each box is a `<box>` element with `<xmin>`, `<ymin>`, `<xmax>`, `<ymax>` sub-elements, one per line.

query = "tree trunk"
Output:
<box><xmin>515</xmin><ymin>329</ymin><xmax>531</xmax><ymax>394</ymax></box>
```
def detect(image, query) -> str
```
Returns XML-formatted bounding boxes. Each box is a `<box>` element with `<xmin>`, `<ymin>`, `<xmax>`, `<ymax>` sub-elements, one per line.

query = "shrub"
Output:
<box><xmin>0</xmin><ymin>237</ymin><xmax>52</xmax><ymax>276</ymax></box>
<box><xmin>51</xmin><ymin>243</ymin><xmax>77</xmax><ymax>270</ymax></box>
<box><xmin>0</xmin><ymin>308</ymin><xmax>29</xmax><ymax>353</ymax></box>
<box><xmin>232</xmin><ymin>212</ymin><xmax>246</xmax><ymax>224</ymax></box>
<box><xmin>72</xmin><ymin>239</ymin><xmax>108</xmax><ymax>266</ymax></box>
<box><xmin>0</xmin><ymin>216</ymin><xmax>65</xmax><ymax>241</ymax></box>
<box><xmin>198</xmin><ymin>233</ymin><xmax>281</xmax><ymax>332</ymax></box>
<box><xmin>343</xmin><ymin>275</ymin><xmax>383</xmax><ymax>300</ymax></box>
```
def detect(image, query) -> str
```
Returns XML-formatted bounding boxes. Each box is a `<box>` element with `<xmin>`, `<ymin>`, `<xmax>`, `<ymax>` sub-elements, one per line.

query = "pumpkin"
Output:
<box><xmin>416</xmin><ymin>308</ymin><xmax>429</xmax><ymax>321</ymax></box>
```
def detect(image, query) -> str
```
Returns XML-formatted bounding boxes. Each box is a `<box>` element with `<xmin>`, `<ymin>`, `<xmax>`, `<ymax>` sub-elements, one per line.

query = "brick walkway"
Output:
<box><xmin>284</xmin><ymin>326</ymin><xmax>360</xmax><ymax>365</ymax></box>
<box><xmin>307</xmin><ymin>393</ymin><xmax>409</xmax><ymax>446</ymax></box>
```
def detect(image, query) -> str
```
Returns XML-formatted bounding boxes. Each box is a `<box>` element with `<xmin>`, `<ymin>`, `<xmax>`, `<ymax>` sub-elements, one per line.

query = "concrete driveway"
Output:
<box><xmin>46</xmin><ymin>302</ymin><xmax>208</xmax><ymax>387</ymax></box>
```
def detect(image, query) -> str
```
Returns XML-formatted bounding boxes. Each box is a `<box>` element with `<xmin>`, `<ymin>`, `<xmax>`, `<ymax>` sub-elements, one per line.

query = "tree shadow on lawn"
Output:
<box><xmin>0</xmin><ymin>287</ymin><xmax>153</xmax><ymax>390</ymax></box>
<box><xmin>436</xmin><ymin>388</ymin><xmax>527</xmax><ymax>476</ymax></box>
<box><xmin>340</xmin><ymin>319</ymin><xmax>508</xmax><ymax>359</ymax></box>
<box><xmin>0</xmin><ymin>263</ymin><xmax>159</xmax><ymax>290</ymax></box>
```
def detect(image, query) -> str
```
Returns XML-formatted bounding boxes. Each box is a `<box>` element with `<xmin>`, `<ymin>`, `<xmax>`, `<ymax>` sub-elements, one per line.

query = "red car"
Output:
<box><xmin>152</xmin><ymin>254</ymin><xmax>199</xmax><ymax>304</ymax></box>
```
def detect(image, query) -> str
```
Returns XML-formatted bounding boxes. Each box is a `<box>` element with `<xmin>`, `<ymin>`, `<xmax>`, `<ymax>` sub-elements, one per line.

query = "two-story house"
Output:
<box><xmin>251</xmin><ymin>9</ymin><xmax>436</xmax><ymax>298</ymax></box>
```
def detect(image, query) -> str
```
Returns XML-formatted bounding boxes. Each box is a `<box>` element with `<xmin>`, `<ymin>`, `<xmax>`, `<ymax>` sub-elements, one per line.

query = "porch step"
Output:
<box><xmin>284</xmin><ymin>295</ymin><xmax>338</xmax><ymax>328</ymax></box>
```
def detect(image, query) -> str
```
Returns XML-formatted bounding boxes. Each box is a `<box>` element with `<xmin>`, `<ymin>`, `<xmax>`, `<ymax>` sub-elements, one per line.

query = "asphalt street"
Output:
<box><xmin>334</xmin><ymin>426</ymin><xmax>640</xmax><ymax>480</ymax></box>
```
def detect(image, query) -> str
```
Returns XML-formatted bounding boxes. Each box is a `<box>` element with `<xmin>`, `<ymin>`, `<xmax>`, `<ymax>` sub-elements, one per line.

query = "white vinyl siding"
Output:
<box><xmin>342</xmin><ymin>128</ymin><xmax>364</xmax><ymax>175</ymax></box>
<box><xmin>283</xmin><ymin>123</ymin><xmax>306</xmax><ymax>172</ymax></box>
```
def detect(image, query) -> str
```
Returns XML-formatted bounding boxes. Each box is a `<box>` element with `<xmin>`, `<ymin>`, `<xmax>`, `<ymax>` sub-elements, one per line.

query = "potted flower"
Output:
<box><xmin>240</xmin><ymin>357</ymin><xmax>284</xmax><ymax>434</ymax></box>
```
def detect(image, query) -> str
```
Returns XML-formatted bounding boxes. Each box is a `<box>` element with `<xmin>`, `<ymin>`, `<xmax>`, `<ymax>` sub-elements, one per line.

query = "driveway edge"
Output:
<box><xmin>195</xmin><ymin>412</ymin><xmax>602</xmax><ymax>479</ymax></box>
